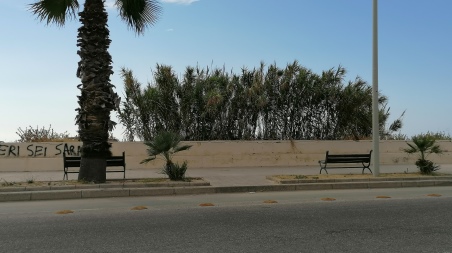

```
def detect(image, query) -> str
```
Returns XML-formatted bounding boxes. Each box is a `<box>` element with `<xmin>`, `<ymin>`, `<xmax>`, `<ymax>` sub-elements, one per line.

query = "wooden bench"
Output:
<box><xmin>63</xmin><ymin>152</ymin><xmax>126</xmax><ymax>180</ymax></box>
<box><xmin>318</xmin><ymin>150</ymin><xmax>372</xmax><ymax>174</ymax></box>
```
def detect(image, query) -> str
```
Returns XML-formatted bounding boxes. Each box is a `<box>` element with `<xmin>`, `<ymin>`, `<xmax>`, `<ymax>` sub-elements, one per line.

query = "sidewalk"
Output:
<box><xmin>2</xmin><ymin>164</ymin><xmax>452</xmax><ymax>186</ymax></box>
<box><xmin>1</xmin><ymin>164</ymin><xmax>452</xmax><ymax>202</ymax></box>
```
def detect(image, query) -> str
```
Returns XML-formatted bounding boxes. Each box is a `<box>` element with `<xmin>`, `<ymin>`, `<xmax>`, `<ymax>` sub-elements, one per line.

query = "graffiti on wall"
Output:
<box><xmin>0</xmin><ymin>143</ymin><xmax>82</xmax><ymax>157</ymax></box>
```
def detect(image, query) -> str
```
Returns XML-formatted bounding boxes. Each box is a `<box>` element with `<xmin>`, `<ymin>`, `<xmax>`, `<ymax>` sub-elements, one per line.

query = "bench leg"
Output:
<box><xmin>319</xmin><ymin>160</ymin><xmax>326</xmax><ymax>174</ymax></box>
<box><xmin>362</xmin><ymin>166</ymin><xmax>373</xmax><ymax>174</ymax></box>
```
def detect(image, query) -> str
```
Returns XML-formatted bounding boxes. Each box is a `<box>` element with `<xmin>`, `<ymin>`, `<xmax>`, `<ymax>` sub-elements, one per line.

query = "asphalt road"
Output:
<box><xmin>1</xmin><ymin>187</ymin><xmax>452</xmax><ymax>253</ymax></box>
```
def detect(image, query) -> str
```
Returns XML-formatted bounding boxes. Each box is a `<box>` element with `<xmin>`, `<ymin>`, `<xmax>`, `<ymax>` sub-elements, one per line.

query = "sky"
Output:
<box><xmin>0</xmin><ymin>0</ymin><xmax>451</xmax><ymax>142</ymax></box>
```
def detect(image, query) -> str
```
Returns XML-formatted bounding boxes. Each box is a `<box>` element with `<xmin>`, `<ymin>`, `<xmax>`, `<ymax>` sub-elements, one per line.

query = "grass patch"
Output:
<box><xmin>135</xmin><ymin>178</ymin><xmax>172</xmax><ymax>183</ymax></box>
<box><xmin>1</xmin><ymin>179</ymin><xmax>15</xmax><ymax>187</ymax></box>
<box><xmin>376</xmin><ymin>196</ymin><xmax>391</xmax><ymax>199</ymax></box>
<box><xmin>136</xmin><ymin>177</ymin><xmax>201</xmax><ymax>183</ymax></box>
<box><xmin>26</xmin><ymin>177</ymin><xmax>35</xmax><ymax>184</ymax></box>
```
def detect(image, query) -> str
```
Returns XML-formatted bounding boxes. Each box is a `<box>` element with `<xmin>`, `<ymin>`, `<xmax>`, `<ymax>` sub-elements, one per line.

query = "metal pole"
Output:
<box><xmin>372</xmin><ymin>0</ymin><xmax>380</xmax><ymax>176</ymax></box>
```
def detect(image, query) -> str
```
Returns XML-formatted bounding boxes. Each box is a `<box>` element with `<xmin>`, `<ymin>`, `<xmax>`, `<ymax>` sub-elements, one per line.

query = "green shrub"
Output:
<box><xmin>16</xmin><ymin>125</ymin><xmax>72</xmax><ymax>142</ymax></box>
<box><xmin>404</xmin><ymin>133</ymin><xmax>444</xmax><ymax>174</ymax></box>
<box><xmin>415</xmin><ymin>159</ymin><xmax>439</xmax><ymax>174</ymax></box>
<box><xmin>162</xmin><ymin>161</ymin><xmax>188</xmax><ymax>181</ymax></box>
<box><xmin>141</xmin><ymin>131</ymin><xmax>192</xmax><ymax>180</ymax></box>
<box><xmin>423</xmin><ymin>131</ymin><xmax>452</xmax><ymax>141</ymax></box>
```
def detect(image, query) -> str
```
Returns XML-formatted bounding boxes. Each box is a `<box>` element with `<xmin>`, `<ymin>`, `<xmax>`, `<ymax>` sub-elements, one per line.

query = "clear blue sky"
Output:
<box><xmin>1</xmin><ymin>0</ymin><xmax>451</xmax><ymax>142</ymax></box>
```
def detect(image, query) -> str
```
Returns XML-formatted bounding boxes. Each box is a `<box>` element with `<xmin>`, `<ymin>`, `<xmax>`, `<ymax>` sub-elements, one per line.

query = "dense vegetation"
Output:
<box><xmin>118</xmin><ymin>61</ymin><xmax>403</xmax><ymax>141</ymax></box>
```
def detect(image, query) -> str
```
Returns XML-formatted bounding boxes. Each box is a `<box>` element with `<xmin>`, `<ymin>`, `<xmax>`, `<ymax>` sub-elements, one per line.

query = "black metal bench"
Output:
<box><xmin>318</xmin><ymin>150</ymin><xmax>372</xmax><ymax>174</ymax></box>
<box><xmin>63</xmin><ymin>152</ymin><xmax>126</xmax><ymax>180</ymax></box>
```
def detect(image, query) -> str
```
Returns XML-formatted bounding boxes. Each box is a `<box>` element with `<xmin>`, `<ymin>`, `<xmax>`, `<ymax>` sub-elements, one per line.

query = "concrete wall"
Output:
<box><xmin>0</xmin><ymin>140</ymin><xmax>451</xmax><ymax>172</ymax></box>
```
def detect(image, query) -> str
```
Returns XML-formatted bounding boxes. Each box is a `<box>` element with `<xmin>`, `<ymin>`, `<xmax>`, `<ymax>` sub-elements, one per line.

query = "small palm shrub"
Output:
<box><xmin>415</xmin><ymin>159</ymin><xmax>439</xmax><ymax>174</ymax></box>
<box><xmin>404</xmin><ymin>133</ymin><xmax>444</xmax><ymax>174</ymax></box>
<box><xmin>141</xmin><ymin>131</ymin><xmax>192</xmax><ymax>180</ymax></box>
<box><xmin>163</xmin><ymin>161</ymin><xmax>188</xmax><ymax>181</ymax></box>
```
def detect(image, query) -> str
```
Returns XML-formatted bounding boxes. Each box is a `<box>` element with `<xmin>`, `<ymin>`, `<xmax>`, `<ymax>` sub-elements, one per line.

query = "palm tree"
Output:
<box><xmin>29</xmin><ymin>0</ymin><xmax>161</xmax><ymax>183</ymax></box>
<box><xmin>404</xmin><ymin>133</ymin><xmax>444</xmax><ymax>174</ymax></box>
<box><xmin>141</xmin><ymin>131</ymin><xmax>192</xmax><ymax>180</ymax></box>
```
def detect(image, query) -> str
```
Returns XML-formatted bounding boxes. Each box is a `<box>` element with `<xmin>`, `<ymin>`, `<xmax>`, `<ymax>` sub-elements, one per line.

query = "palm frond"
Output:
<box><xmin>141</xmin><ymin>131</ymin><xmax>192</xmax><ymax>166</ymax></box>
<box><xmin>173</xmin><ymin>144</ymin><xmax>192</xmax><ymax>153</ymax></box>
<box><xmin>143</xmin><ymin>142</ymin><xmax>160</xmax><ymax>156</ymax></box>
<box><xmin>29</xmin><ymin>0</ymin><xmax>79</xmax><ymax>26</ymax></box>
<box><xmin>403</xmin><ymin>143</ymin><xmax>418</xmax><ymax>154</ymax></box>
<box><xmin>429</xmin><ymin>144</ymin><xmax>443</xmax><ymax>155</ymax></box>
<box><xmin>388</xmin><ymin>119</ymin><xmax>402</xmax><ymax>132</ymax></box>
<box><xmin>140</xmin><ymin>156</ymin><xmax>156</xmax><ymax>164</ymax></box>
<box><xmin>116</xmin><ymin>0</ymin><xmax>161</xmax><ymax>34</ymax></box>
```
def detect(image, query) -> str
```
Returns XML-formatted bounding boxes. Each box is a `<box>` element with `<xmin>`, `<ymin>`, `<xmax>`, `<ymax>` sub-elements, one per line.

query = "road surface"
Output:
<box><xmin>1</xmin><ymin>187</ymin><xmax>452</xmax><ymax>252</ymax></box>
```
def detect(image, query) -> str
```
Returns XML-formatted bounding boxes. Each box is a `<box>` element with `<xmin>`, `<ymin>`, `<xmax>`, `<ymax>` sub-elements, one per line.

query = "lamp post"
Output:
<box><xmin>372</xmin><ymin>0</ymin><xmax>380</xmax><ymax>176</ymax></box>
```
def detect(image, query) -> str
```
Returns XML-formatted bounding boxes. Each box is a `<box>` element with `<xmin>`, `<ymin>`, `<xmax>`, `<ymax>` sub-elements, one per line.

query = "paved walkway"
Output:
<box><xmin>2</xmin><ymin>164</ymin><xmax>452</xmax><ymax>187</ymax></box>
<box><xmin>2</xmin><ymin>164</ymin><xmax>452</xmax><ymax>202</ymax></box>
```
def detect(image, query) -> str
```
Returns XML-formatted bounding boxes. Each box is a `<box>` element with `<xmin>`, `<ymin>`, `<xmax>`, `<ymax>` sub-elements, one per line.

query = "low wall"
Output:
<box><xmin>0</xmin><ymin>140</ymin><xmax>451</xmax><ymax>172</ymax></box>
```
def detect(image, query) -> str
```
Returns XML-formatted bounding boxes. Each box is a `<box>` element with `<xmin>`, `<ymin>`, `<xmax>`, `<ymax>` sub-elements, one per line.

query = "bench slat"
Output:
<box><xmin>327</xmin><ymin>154</ymin><xmax>370</xmax><ymax>157</ymax></box>
<box><xmin>326</xmin><ymin>159</ymin><xmax>370</xmax><ymax>163</ymax></box>
<box><xmin>106</xmin><ymin>161</ymin><xmax>125</xmax><ymax>167</ymax></box>
<box><xmin>64</xmin><ymin>160</ymin><xmax>81</xmax><ymax>167</ymax></box>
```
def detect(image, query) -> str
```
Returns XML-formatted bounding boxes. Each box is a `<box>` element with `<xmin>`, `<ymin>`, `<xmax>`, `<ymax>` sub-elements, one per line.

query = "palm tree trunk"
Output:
<box><xmin>80</xmin><ymin>157</ymin><xmax>107</xmax><ymax>182</ymax></box>
<box><xmin>76</xmin><ymin>0</ymin><xmax>118</xmax><ymax>183</ymax></box>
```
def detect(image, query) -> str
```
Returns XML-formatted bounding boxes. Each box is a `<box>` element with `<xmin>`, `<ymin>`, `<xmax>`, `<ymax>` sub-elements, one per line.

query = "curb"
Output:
<box><xmin>0</xmin><ymin>180</ymin><xmax>210</xmax><ymax>193</ymax></box>
<box><xmin>1</xmin><ymin>179</ymin><xmax>452</xmax><ymax>202</ymax></box>
<box><xmin>266</xmin><ymin>176</ymin><xmax>452</xmax><ymax>184</ymax></box>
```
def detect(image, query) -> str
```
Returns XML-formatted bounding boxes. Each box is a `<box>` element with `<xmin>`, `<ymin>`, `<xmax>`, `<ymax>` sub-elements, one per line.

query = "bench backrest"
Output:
<box><xmin>325</xmin><ymin>151</ymin><xmax>372</xmax><ymax>163</ymax></box>
<box><xmin>64</xmin><ymin>152</ymin><xmax>125</xmax><ymax>168</ymax></box>
<box><xmin>106</xmin><ymin>153</ymin><xmax>125</xmax><ymax>167</ymax></box>
<box><xmin>64</xmin><ymin>156</ymin><xmax>81</xmax><ymax>167</ymax></box>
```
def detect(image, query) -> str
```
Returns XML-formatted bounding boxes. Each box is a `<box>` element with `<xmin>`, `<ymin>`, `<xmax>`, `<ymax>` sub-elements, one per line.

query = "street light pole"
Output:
<box><xmin>372</xmin><ymin>0</ymin><xmax>380</xmax><ymax>176</ymax></box>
